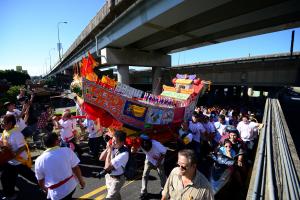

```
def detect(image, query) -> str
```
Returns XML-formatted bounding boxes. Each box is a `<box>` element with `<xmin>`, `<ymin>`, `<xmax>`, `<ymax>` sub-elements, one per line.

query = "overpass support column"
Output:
<box><xmin>64</xmin><ymin>68</ymin><xmax>73</xmax><ymax>76</ymax></box>
<box><xmin>100</xmin><ymin>47</ymin><xmax>170</xmax><ymax>90</ymax></box>
<box><xmin>117</xmin><ymin>65</ymin><xmax>129</xmax><ymax>84</ymax></box>
<box><xmin>152</xmin><ymin>67</ymin><xmax>162</xmax><ymax>95</ymax></box>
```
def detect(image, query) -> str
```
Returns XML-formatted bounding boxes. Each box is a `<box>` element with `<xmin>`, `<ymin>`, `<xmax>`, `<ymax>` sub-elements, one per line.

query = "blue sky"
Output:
<box><xmin>0</xmin><ymin>0</ymin><xmax>299</xmax><ymax>76</ymax></box>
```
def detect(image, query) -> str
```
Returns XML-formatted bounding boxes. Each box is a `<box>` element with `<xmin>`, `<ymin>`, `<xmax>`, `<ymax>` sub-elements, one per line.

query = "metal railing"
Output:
<box><xmin>247</xmin><ymin>98</ymin><xmax>300</xmax><ymax>200</ymax></box>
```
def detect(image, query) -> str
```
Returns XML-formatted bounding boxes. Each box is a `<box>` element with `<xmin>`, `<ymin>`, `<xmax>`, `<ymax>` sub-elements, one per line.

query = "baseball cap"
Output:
<box><xmin>3</xmin><ymin>101</ymin><xmax>13</xmax><ymax>107</ymax></box>
<box><xmin>140</xmin><ymin>134</ymin><xmax>150</xmax><ymax>140</ymax></box>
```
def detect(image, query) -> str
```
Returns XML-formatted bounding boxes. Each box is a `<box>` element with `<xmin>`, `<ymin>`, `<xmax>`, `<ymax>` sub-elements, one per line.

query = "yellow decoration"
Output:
<box><xmin>175</xmin><ymin>79</ymin><xmax>193</xmax><ymax>85</ymax></box>
<box><xmin>183</xmin><ymin>136</ymin><xmax>191</xmax><ymax>144</ymax></box>
<box><xmin>163</xmin><ymin>85</ymin><xmax>176</xmax><ymax>92</ymax></box>
<box><xmin>130</xmin><ymin>105</ymin><xmax>146</xmax><ymax>118</ymax></box>
<box><xmin>86</xmin><ymin>73</ymin><xmax>98</xmax><ymax>82</ymax></box>
<box><xmin>101</xmin><ymin>76</ymin><xmax>117</xmax><ymax>88</ymax></box>
<box><xmin>179</xmin><ymin>88</ymin><xmax>194</xmax><ymax>94</ymax></box>
<box><xmin>121</xmin><ymin>127</ymin><xmax>137</xmax><ymax>136</ymax></box>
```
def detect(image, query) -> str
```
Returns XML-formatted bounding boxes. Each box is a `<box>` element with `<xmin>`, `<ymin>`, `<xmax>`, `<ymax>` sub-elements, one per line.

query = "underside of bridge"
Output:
<box><xmin>48</xmin><ymin>0</ymin><xmax>300</xmax><ymax>78</ymax></box>
<box><xmin>46</xmin><ymin>0</ymin><xmax>300</xmax><ymax>96</ymax></box>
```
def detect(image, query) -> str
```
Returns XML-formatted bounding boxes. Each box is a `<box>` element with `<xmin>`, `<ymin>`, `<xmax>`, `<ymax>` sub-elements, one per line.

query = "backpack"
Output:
<box><xmin>117</xmin><ymin>146</ymin><xmax>137</xmax><ymax>180</ymax></box>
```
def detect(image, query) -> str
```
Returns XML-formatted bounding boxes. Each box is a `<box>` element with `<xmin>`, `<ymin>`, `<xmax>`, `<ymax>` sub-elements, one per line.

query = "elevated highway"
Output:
<box><xmin>132</xmin><ymin>52</ymin><xmax>300</xmax><ymax>87</ymax></box>
<box><xmin>47</xmin><ymin>0</ymin><xmax>300</xmax><ymax>87</ymax></box>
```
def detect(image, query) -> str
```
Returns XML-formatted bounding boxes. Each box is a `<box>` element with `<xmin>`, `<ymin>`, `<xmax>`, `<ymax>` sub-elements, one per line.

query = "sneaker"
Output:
<box><xmin>139</xmin><ymin>193</ymin><xmax>148</xmax><ymax>200</ymax></box>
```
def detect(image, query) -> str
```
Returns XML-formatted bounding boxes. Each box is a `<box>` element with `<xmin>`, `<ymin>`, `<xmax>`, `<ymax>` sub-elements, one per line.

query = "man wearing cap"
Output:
<box><xmin>139</xmin><ymin>134</ymin><xmax>167</xmax><ymax>199</ymax></box>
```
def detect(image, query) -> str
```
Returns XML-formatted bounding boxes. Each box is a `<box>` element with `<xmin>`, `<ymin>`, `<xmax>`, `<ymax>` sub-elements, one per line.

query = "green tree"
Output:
<box><xmin>0</xmin><ymin>70</ymin><xmax>30</xmax><ymax>85</ymax></box>
<box><xmin>6</xmin><ymin>85</ymin><xmax>23</xmax><ymax>102</ymax></box>
<box><xmin>44</xmin><ymin>77</ymin><xmax>56</xmax><ymax>87</ymax></box>
<box><xmin>0</xmin><ymin>85</ymin><xmax>24</xmax><ymax>115</ymax></box>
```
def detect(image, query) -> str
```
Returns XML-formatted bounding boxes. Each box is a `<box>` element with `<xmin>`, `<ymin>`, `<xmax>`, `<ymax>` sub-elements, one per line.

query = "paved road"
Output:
<box><xmin>0</xmin><ymin>142</ymin><xmax>178</xmax><ymax>200</ymax></box>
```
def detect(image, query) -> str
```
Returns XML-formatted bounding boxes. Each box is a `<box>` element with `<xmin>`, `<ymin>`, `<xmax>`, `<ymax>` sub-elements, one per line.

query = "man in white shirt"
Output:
<box><xmin>81</xmin><ymin>118</ymin><xmax>102</xmax><ymax>158</ymax></box>
<box><xmin>0</xmin><ymin>114</ymin><xmax>38</xmax><ymax>200</ymax></box>
<box><xmin>214</xmin><ymin>114</ymin><xmax>229</xmax><ymax>143</ymax></box>
<box><xmin>4</xmin><ymin>101</ymin><xmax>32</xmax><ymax>137</ymax></box>
<box><xmin>237</xmin><ymin>116</ymin><xmax>262</xmax><ymax>151</ymax></box>
<box><xmin>57</xmin><ymin>112</ymin><xmax>74</xmax><ymax>142</ymax></box>
<box><xmin>35</xmin><ymin>133</ymin><xmax>85</xmax><ymax>200</ymax></box>
<box><xmin>99</xmin><ymin>130</ymin><xmax>129</xmax><ymax>200</ymax></box>
<box><xmin>139</xmin><ymin>134</ymin><xmax>167</xmax><ymax>199</ymax></box>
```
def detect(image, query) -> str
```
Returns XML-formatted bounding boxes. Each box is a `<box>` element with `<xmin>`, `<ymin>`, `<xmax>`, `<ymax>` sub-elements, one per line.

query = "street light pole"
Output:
<box><xmin>57</xmin><ymin>21</ymin><xmax>68</xmax><ymax>62</ymax></box>
<box><xmin>49</xmin><ymin>48</ymin><xmax>55</xmax><ymax>71</ymax></box>
<box><xmin>45</xmin><ymin>58</ymin><xmax>49</xmax><ymax>74</ymax></box>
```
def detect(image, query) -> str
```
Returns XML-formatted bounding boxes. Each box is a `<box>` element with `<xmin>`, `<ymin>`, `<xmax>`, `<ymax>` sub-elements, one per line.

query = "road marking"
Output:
<box><xmin>94</xmin><ymin>180</ymin><xmax>136</xmax><ymax>200</ymax></box>
<box><xmin>94</xmin><ymin>193</ymin><xmax>106</xmax><ymax>200</ymax></box>
<box><xmin>79</xmin><ymin>185</ymin><xmax>106</xmax><ymax>199</ymax></box>
<box><xmin>123</xmin><ymin>180</ymin><xmax>134</xmax><ymax>187</ymax></box>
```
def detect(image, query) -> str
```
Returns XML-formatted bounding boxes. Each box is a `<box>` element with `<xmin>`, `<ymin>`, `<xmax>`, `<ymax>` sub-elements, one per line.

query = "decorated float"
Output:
<box><xmin>71</xmin><ymin>53</ymin><xmax>211</xmax><ymax>143</ymax></box>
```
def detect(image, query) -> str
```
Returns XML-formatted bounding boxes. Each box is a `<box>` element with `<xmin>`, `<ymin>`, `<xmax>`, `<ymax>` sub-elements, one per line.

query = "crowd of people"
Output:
<box><xmin>176</xmin><ymin>105</ymin><xmax>263</xmax><ymax>198</ymax></box>
<box><xmin>0</xmin><ymin>89</ymin><xmax>263</xmax><ymax>200</ymax></box>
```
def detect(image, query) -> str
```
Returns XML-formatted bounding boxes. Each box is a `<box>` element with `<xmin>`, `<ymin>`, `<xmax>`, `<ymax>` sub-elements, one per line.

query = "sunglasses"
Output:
<box><xmin>177</xmin><ymin>163</ymin><xmax>188</xmax><ymax>170</ymax></box>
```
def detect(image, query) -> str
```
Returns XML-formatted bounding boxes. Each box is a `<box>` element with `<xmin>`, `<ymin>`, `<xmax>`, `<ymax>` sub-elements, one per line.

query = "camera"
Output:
<box><xmin>97</xmin><ymin>169</ymin><xmax>110</xmax><ymax>179</ymax></box>
<box><xmin>104</xmin><ymin>134</ymin><xmax>111</xmax><ymax>143</ymax></box>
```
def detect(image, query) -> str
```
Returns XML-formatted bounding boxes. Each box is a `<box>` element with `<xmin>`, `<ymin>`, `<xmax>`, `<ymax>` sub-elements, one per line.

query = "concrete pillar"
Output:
<box><xmin>100</xmin><ymin>48</ymin><xmax>171</xmax><ymax>67</ymax></box>
<box><xmin>117</xmin><ymin>65</ymin><xmax>129</xmax><ymax>84</ymax></box>
<box><xmin>64</xmin><ymin>68</ymin><xmax>72</xmax><ymax>76</ymax></box>
<box><xmin>152</xmin><ymin>67</ymin><xmax>162</xmax><ymax>95</ymax></box>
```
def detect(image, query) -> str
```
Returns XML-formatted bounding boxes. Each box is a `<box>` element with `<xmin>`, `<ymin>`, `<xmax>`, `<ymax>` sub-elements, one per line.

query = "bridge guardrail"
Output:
<box><xmin>247</xmin><ymin>98</ymin><xmax>300</xmax><ymax>200</ymax></box>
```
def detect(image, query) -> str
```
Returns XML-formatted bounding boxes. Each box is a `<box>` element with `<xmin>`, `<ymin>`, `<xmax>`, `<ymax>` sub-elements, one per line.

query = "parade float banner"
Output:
<box><xmin>123</xmin><ymin>101</ymin><xmax>147</xmax><ymax>121</ymax></box>
<box><xmin>115</xmin><ymin>83</ymin><xmax>144</xmax><ymax>98</ymax></box>
<box><xmin>83</xmin><ymin>79</ymin><xmax>145</xmax><ymax>129</ymax></box>
<box><xmin>146</xmin><ymin>108</ymin><xmax>163</xmax><ymax>124</ymax></box>
<box><xmin>161</xmin><ymin>109</ymin><xmax>174</xmax><ymax>124</ymax></box>
<box><xmin>145</xmin><ymin>107</ymin><xmax>174</xmax><ymax>125</ymax></box>
<box><xmin>83</xmin><ymin>80</ymin><xmax>125</xmax><ymax>118</ymax></box>
<box><xmin>184</xmin><ymin>101</ymin><xmax>196</xmax><ymax>121</ymax></box>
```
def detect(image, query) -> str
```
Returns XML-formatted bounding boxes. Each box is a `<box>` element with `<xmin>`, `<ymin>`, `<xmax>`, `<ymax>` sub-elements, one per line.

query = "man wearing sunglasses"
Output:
<box><xmin>161</xmin><ymin>149</ymin><xmax>214</xmax><ymax>200</ymax></box>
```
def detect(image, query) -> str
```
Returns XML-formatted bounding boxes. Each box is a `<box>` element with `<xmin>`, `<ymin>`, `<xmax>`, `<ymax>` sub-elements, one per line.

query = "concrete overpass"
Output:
<box><xmin>131</xmin><ymin>52</ymin><xmax>300</xmax><ymax>87</ymax></box>
<box><xmin>47</xmin><ymin>0</ymin><xmax>300</xmax><ymax>92</ymax></box>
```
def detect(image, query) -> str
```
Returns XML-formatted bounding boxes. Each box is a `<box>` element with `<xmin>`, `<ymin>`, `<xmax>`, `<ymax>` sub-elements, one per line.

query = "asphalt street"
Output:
<box><xmin>0</xmin><ymin>142</ymin><xmax>178</xmax><ymax>200</ymax></box>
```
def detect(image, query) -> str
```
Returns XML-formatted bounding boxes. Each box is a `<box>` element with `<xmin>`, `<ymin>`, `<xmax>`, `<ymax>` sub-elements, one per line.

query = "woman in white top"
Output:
<box><xmin>54</xmin><ymin>112</ymin><xmax>83</xmax><ymax>157</ymax></box>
